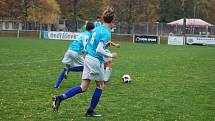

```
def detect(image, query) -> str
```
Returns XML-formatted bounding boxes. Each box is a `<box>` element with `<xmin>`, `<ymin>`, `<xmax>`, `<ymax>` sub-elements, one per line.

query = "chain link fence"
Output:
<box><xmin>1</xmin><ymin>19</ymin><xmax>215</xmax><ymax>41</ymax></box>
<box><xmin>114</xmin><ymin>22</ymin><xmax>215</xmax><ymax>36</ymax></box>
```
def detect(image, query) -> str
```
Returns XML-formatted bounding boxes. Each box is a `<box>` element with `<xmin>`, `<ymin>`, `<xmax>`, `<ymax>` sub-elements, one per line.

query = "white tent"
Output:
<box><xmin>167</xmin><ymin>18</ymin><xmax>213</xmax><ymax>27</ymax></box>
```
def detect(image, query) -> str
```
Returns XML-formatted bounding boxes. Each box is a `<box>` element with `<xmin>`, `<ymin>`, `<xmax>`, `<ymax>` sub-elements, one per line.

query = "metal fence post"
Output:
<box><xmin>132</xmin><ymin>24</ymin><xmax>135</xmax><ymax>34</ymax></box>
<box><xmin>17</xmin><ymin>29</ymin><xmax>19</xmax><ymax>38</ymax></box>
<box><xmin>147</xmin><ymin>23</ymin><xmax>148</xmax><ymax>35</ymax></box>
<box><xmin>156</xmin><ymin>22</ymin><xmax>159</xmax><ymax>36</ymax></box>
<box><xmin>158</xmin><ymin>36</ymin><xmax>161</xmax><ymax>44</ymax></box>
<box><xmin>39</xmin><ymin>30</ymin><xmax>42</xmax><ymax>39</ymax></box>
<box><xmin>161</xmin><ymin>23</ymin><xmax>163</xmax><ymax>35</ymax></box>
<box><xmin>118</xmin><ymin>22</ymin><xmax>121</xmax><ymax>35</ymax></box>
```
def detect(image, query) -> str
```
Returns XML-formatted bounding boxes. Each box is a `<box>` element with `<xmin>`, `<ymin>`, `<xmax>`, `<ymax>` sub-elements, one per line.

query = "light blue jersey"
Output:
<box><xmin>94</xmin><ymin>21</ymin><xmax>101</xmax><ymax>28</ymax></box>
<box><xmin>86</xmin><ymin>25</ymin><xmax>111</xmax><ymax>63</ymax></box>
<box><xmin>68</xmin><ymin>31</ymin><xmax>91</xmax><ymax>55</ymax></box>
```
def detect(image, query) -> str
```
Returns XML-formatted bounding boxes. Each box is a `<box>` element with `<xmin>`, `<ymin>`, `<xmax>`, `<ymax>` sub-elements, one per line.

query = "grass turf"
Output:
<box><xmin>0</xmin><ymin>37</ymin><xmax>215</xmax><ymax>121</ymax></box>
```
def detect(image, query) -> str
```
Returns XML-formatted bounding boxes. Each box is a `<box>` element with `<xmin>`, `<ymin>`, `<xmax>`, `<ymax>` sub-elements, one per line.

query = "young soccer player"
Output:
<box><xmin>94</xmin><ymin>16</ymin><xmax>102</xmax><ymax>28</ymax></box>
<box><xmin>54</xmin><ymin>22</ymin><xmax>94</xmax><ymax>88</ymax></box>
<box><xmin>79</xmin><ymin>20</ymin><xmax>89</xmax><ymax>32</ymax></box>
<box><xmin>52</xmin><ymin>6</ymin><xmax>117</xmax><ymax>117</ymax></box>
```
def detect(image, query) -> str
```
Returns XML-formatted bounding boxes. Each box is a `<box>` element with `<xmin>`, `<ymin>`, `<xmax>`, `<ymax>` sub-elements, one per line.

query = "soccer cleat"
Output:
<box><xmin>52</xmin><ymin>96</ymin><xmax>61</xmax><ymax>112</ymax></box>
<box><xmin>85</xmin><ymin>110</ymin><xmax>102</xmax><ymax>117</ymax></box>
<box><xmin>64</xmin><ymin>67</ymin><xmax>69</xmax><ymax>79</ymax></box>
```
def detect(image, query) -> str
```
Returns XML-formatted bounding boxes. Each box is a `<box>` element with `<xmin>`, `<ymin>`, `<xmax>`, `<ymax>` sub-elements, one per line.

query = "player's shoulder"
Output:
<box><xmin>81</xmin><ymin>31</ymin><xmax>88</xmax><ymax>35</ymax></box>
<box><xmin>80</xmin><ymin>31</ymin><xmax>90</xmax><ymax>37</ymax></box>
<box><xmin>76</xmin><ymin>32</ymin><xmax>86</xmax><ymax>40</ymax></box>
<box><xmin>97</xmin><ymin>25</ymin><xmax>110</xmax><ymax>34</ymax></box>
<box><xmin>93</xmin><ymin>25</ymin><xmax>102</xmax><ymax>31</ymax></box>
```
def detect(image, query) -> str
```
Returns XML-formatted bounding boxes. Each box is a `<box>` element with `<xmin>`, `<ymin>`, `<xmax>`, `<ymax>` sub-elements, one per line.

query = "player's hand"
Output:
<box><xmin>115</xmin><ymin>44</ymin><xmax>120</xmax><ymax>48</ymax></box>
<box><xmin>82</xmin><ymin>50</ymin><xmax>86</xmax><ymax>57</ymax></box>
<box><xmin>111</xmin><ymin>52</ymin><xmax>118</xmax><ymax>59</ymax></box>
<box><xmin>82</xmin><ymin>50</ymin><xmax>86</xmax><ymax>55</ymax></box>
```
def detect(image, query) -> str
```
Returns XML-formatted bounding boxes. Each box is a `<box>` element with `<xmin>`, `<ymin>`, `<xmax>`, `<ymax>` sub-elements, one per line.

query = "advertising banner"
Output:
<box><xmin>168</xmin><ymin>36</ymin><xmax>184</xmax><ymax>45</ymax></box>
<box><xmin>133</xmin><ymin>35</ymin><xmax>158</xmax><ymax>44</ymax></box>
<box><xmin>43</xmin><ymin>31</ymin><xmax>80</xmax><ymax>40</ymax></box>
<box><xmin>187</xmin><ymin>37</ymin><xmax>215</xmax><ymax>45</ymax></box>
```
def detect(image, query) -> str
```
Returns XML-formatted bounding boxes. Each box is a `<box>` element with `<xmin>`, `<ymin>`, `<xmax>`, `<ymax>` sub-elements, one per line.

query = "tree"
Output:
<box><xmin>21</xmin><ymin>0</ymin><xmax>32</xmax><ymax>29</ymax></box>
<box><xmin>112</xmin><ymin>0</ymin><xmax>159</xmax><ymax>33</ymax></box>
<box><xmin>56</xmin><ymin>0</ymin><xmax>73</xmax><ymax>19</ymax></box>
<box><xmin>0</xmin><ymin>0</ymin><xmax>22</xmax><ymax>19</ymax></box>
<box><xmin>208</xmin><ymin>0</ymin><xmax>215</xmax><ymax>24</ymax></box>
<box><xmin>78</xmin><ymin>0</ymin><xmax>104</xmax><ymax>20</ymax></box>
<box><xmin>0</xmin><ymin>0</ymin><xmax>9</xmax><ymax>16</ymax></box>
<box><xmin>160</xmin><ymin>0</ymin><xmax>183</xmax><ymax>22</ymax></box>
<box><xmin>27</xmin><ymin>0</ymin><xmax>60</xmax><ymax>24</ymax></box>
<box><xmin>196</xmin><ymin>0</ymin><xmax>212</xmax><ymax>21</ymax></box>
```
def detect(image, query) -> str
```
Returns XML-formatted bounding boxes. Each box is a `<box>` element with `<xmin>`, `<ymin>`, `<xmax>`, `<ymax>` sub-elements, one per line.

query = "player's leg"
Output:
<box><xmin>67</xmin><ymin>53</ymin><xmax>84</xmax><ymax>72</ymax></box>
<box><xmin>52</xmin><ymin>56</ymin><xmax>91</xmax><ymax>112</ymax></box>
<box><xmin>52</xmin><ymin>80</ymin><xmax>90</xmax><ymax>112</ymax></box>
<box><xmin>104</xmin><ymin>61</ymin><xmax>112</xmax><ymax>82</ymax></box>
<box><xmin>85</xmin><ymin>60</ymin><xmax>104</xmax><ymax>117</ymax></box>
<box><xmin>68</xmin><ymin>65</ymin><xmax>83</xmax><ymax>72</ymax></box>
<box><xmin>54</xmin><ymin>50</ymin><xmax>72</xmax><ymax>88</ymax></box>
<box><xmin>64</xmin><ymin>65</ymin><xmax>70</xmax><ymax>79</ymax></box>
<box><xmin>54</xmin><ymin>70</ymin><xmax>66</xmax><ymax>88</ymax></box>
<box><xmin>54</xmin><ymin>51</ymin><xmax>84</xmax><ymax>88</ymax></box>
<box><xmin>85</xmin><ymin>81</ymin><xmax>104</xmax><ymax>117</ymax></box>
<box><xmin>65</xmin><ymin>51</ymin><xmax>84</xmax><ymax>78</ymax></box>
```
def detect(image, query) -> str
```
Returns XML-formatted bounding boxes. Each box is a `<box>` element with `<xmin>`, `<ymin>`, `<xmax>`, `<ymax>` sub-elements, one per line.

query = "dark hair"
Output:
<box><xmin>96</xmin><ymin>16</ymin><xmax>101</xmax><ymax>19</ymax></box>
<box><xmin>102</xmin><ymin>6</ymin><xmax>115</xmax><ymax>23</ymax></box>
<box><xmin>86</xmin><ymin>22</ymin><xmax>94</xmax><ymax>31</ymax></box>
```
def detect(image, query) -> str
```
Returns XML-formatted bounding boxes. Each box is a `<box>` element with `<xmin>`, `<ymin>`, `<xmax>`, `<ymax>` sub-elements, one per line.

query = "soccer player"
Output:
<box><xmin>94</xmin><ymin>16</ymin><xmax>102</xmax><ymax>28</ymax></box>
<box><xmin>79</xmin><ymin>20</ymin><xmax>88</xmax><ymax>32</ymax></box>
<box><xmin>54</xmin><ymin>22</ymin><xmax>94</xmax><ymax>88</ymax></box>
<box><xmin>104</xmin><ymin>41</ymin><xmax>120</xmax><ymax>83</ymax></box>
<box><xmin>52</xmin><ymin>6</ymin><xmax>117</xmax><ymax>117</ymax></box>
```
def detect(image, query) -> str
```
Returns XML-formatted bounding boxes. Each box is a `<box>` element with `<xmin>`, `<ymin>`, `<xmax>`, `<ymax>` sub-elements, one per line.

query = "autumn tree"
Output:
<box><xmin>27</xmin><ymin>0</ymin><xmax>60</xmax><ymax>24</ymax></box>
<box><xmin>0</xmin><ymin>0</ymin><xmax>23</xmax><ymax>19</ymax></box>
<box><xmin>56</xmin><ymin>0</ymin><xmax>73</xmax><ymax>19</ymax></box>
<box><xmin>0</xmin><ymin>0</ymin><xmax>9</xmax><ymax>16</ymax></box>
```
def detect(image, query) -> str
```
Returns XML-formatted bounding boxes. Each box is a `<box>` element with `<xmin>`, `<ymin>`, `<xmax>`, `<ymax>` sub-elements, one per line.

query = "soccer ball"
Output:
<box><xmin>122</xmin><ymin>74</ymin><xmax>131</xmax><ymax>83</ymax></box>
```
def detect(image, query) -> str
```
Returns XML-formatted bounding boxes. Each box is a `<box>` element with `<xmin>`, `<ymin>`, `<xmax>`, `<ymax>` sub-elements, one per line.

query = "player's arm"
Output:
<box><xmin>96</xmin><ymin>42</ymin><xmax>117</xmax><ymax>58</ymax></box>
<box><xmin>82</xmin><ymin>35</ymin><xmax>88</xmax><ymax>51</ymax></box>
<box><xmin>106</xmin><ymin>41</ymin><xmax>120</xmax><ymax>48</ymax></box>
<box><xmin>110</xmin><ymin>41</ymin><xmax>120</xmax><ymax>48</ymax></box>
<box><xmin>82</xmin><ymin>35</ymin><xmax>88</xmax><ymax>55</ymax></box>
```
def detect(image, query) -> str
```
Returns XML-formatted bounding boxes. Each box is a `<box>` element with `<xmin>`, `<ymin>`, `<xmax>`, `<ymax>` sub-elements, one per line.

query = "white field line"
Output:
<box><xmin>0</xmin><ymin>59</ymin><xmax>59</xmax><ymax>67</ymax></box>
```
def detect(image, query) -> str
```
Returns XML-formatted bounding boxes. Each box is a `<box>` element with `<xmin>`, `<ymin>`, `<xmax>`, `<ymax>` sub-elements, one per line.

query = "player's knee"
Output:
<box><xmin>80</xmin><ymin>80</ymin><xmax>90</xmax><ymax>92</ymax></box>
<box><xmin>105</xmin><ymin>67</ymin><xmax>111</xmax><ymax>71</ymax></box>
<box><xmin>80</xmin><ymin>85</ymin><xmax>89</xmax><ymax>92</ymax></box>
<box><xmin>96</xmin><ymin>82</ymin><xmax>104</xmax><ymax>89</ymax></box>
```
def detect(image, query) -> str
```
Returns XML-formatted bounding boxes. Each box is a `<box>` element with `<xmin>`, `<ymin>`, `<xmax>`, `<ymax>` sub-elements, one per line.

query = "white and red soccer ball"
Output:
<box><xmin>122</xmin><ymin>74</ymin><xmax>132</xmax><ymax>83</ymax></box>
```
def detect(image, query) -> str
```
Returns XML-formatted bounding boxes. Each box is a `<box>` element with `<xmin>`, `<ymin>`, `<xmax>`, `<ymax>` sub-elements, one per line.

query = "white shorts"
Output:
<box><xmin>82</xmin><ymin>55</ymin><xmax>104</xmax><ymax>81</ymax></box>
<box><xmin>62</xmin><ymin>50</ymin><xmax>84</xmax><ymax>66</ymax></box>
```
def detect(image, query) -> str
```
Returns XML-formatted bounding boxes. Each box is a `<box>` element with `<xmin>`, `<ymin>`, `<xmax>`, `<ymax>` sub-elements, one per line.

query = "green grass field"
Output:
<box><xmin>0</xmin><ymin>37</ymin><xmax>215</xmax><ymax>121</ymax></box>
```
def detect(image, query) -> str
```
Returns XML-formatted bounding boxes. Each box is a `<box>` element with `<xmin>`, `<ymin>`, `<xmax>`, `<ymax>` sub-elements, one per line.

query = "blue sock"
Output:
<box><xmin>88</xmin><ymin>88</ymin><xmax>103</xmax><ymax>111</ymax></box>
<box><xmin>54</xmin><ymin>66</ymin><xmax>83</xmax><ymax>88</ymax></box>
<box><xmin>59</xmin><ymin>86</ymin><xmax>82</xmax><ymax>101</ymax></box>
<box><xmin>54</xmin><ymin>70</ymin><xmax>65</xmax><ymax>88</ymax></box>
<box><xmin>68</xmin><ymin>66</ymin><xmax>83</xmax><ymax>72</ymax></box>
